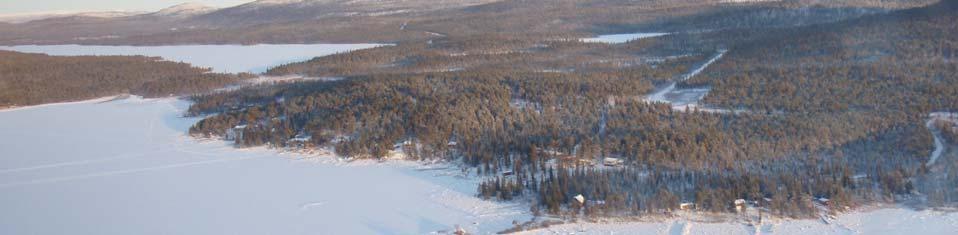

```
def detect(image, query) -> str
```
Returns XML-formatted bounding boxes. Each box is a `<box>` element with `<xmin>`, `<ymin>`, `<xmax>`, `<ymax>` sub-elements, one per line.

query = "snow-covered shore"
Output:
<box><xmin>517</xmin><ymin>206</ymin><xmax>958</xmax><ymax>235</ymax></box>
<box><xmin>926</xmin><ymin>112</ymin><xmax>958</xmax><ymax>167</ymax></box>
<box><xmin>0</xmin><ymin>95</ymin><xmax>120</xmax><ymax>113</ymax></box>
<box><xmin>0</xmin><ymin>97</ymin><xmax>530</xmax><ymax>234</ymax></box>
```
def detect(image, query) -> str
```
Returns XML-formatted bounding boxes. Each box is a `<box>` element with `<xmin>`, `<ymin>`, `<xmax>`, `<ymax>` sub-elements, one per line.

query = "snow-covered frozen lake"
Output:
<box><xmin>581</xmin><ymin>32</ymin><xmax>669</xmax><ymax>44</ymax></box>
<box><xmin>0</xmin><ymin>97</ymin><xmax>529</xmax><ymax>234</ymax></box>
<box><xmin>0</xmin><ymin>44</ymin><xmax>385</xmax><ymax>73</ymax></box>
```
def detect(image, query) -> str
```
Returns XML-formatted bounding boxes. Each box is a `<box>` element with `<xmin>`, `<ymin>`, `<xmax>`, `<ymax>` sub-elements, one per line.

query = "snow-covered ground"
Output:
<box><xmin>0</xmin><ymin>44</ymin><xmax>385</xmax><ymax>73</ymax></box>
<box><xmin>926</xmin><ymin>112</ymin><xmax>958</xmax><ymax>167</ymax></box>
<box><xmin>519</xmin><ymin>207</ymin><xmax>958</xmax><ymax>235</ymax></box>
<box><xmin>644</xmin><ymin>50</ymin><xmax>738</xmax><ymax>113</ymax></box>
<box><xmin>0</xmin><ymin>96</ymin><xmax>530</xmax><ymax>234</ymax></box>
<box><xmin>581</xmin><ymin>33</ymin><xmax>669</xmax><ymax>44</ymax></box>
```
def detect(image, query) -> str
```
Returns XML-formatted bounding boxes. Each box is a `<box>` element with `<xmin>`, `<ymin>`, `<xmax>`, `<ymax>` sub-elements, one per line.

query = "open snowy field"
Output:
<box><xmin>0</xmin><ymin>97</ymin><xmax>530</xmax><ymax>234</ymax></box>
<box><xmin>0</xmin><ymin>44</ymin><xmax>385</xmax><ymax>73</ymax></box>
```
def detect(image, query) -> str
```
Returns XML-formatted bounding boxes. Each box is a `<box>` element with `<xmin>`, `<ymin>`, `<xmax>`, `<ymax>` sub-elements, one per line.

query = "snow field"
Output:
<box><xmin>0</xmin><ymin>97</ymin><xmax>531</xmax><ymax>234</ymax></box>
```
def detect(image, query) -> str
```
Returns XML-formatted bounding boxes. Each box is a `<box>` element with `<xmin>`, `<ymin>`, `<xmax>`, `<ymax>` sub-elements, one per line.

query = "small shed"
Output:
<box><xmin>573</xmin><ymin>194</ymin><xmax>585</xmax><ymax>204</ymax></box>
<box><xmin>225</xmin><ymin>125</ymin><xmax>248</xmax><ymax>140</ymax></box>
<box><xmin>734</xmin><ymin>199</ymin><xmax>747</xmax><ymax>212</ymax></box>
<box><xmin>817</xmin><ymin>197</ymin><xmax>830</xmax><ymax>206</ymax></box>
<box><xmin>290</xmin><ymin>133</ymin><xmax>312</xmax><ymax>142</ymax></box>
<box><xmin>603</xmin><ymin>157</ymin><xmax>624</xmax><ymax>167</ymax></box>
<box><xmin>679</xmin><ymin>202</ymin><xmax>695</xmax><ymax>210</ymax></box>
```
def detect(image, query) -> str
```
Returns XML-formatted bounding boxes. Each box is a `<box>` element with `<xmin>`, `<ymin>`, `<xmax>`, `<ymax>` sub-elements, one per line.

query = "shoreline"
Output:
<box><xmin>512</xmin><ymin>204</ymin><xmax>958</xmax><ymax>234</ymax></box>
<box><xmin>0</xmin><ymin>95</ymin><xmax>122</xmax><ymax>113</ymax></box>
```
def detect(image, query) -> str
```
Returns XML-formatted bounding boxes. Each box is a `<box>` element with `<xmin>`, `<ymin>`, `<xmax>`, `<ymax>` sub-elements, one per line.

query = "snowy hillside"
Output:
<box><xmin>149</xmin><ymin>3</ymin><xmax>217</xmax><ymax>18</ymax></box>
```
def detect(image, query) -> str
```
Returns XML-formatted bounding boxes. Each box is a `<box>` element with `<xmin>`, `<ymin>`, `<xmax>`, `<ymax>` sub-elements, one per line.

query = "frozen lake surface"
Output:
<box><xmin>0</xmin><ymin>97</ymin><xmax>529</xmax><ymax>234</ymax></box>
<box><xmin>0</xmin><ymin>44</ymin><xmax>384</xmax><ymax>73</ymax></box>
<box><xmin>581</xmin><ymin>32</ymin><xmax>669</xmax><ymax>44</ymax></box>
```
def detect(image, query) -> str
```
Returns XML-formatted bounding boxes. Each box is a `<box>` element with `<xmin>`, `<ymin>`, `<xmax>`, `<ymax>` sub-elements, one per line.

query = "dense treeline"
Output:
<box><xmin>0</xmin><ymin>50</ymin><xmax>248</xmax><ymax>107</ymax></box>
<box><xmin>267</xmin><ymin>36</ymin><xmax>702</xmax><ymax>82</ymax></box>
<box><xmin>639</xmin><ymin>5</ymin><xmax>887</xmax><ymax>32</ymax></box>
<box><xmin>681</xmin><ymin>0</ymin><xmax>958</xmax><ymax>207</ymax></box>
<box><xmin>189</xmin><ymin>70</ymin><xmax>930</xmax><ymax>218</ymax></box>
<box><xmin>686</xmin><ymin>0</ymin><xmax>958</xmax><ymax>114</ymax></box>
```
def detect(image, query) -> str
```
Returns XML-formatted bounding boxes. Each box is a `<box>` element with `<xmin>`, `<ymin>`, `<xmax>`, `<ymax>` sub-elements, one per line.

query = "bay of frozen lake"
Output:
<box><xmin>0</xmin><ymin>44</ymin><xmax>384</xmax><ymax>73</ymax></box>
<box><xmin>0</xmin><ymin>97</ymin><xmax>529</xmax><ymax>234</ymax></box>
<box><xmin>580</xmin><ymin>32</ymin><xmax>669</xmax><ymax>44</ymax></box>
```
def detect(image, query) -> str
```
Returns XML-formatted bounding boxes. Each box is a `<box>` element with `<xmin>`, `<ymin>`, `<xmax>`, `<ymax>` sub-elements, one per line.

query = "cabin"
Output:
<box><xmin>286</xmin><ymin>133</ymin><xmax>313</xmax><ymax>148</ymax></box>
<box><xmin>225</xmin><ymin>125</ymin><xmax>247</xmax><ymax>140</ymax></box>
<box><xmin>577</xmin><ymin>158</ymin><xmax>596</xmax><ymax>166</ymax></box>
<box><xmin>588</xmin><ymin>200</ymin><xmax>607</xmax><ymax>206</ymax></box>
<box><xmin>603</xmin><ymin>157</ymin><xmax>624</xmax><ymax>167</ymax></box>
<box><xmin>290</xmin><ymin>133</ymin><xmax>312</xmax><ymax>142</ymax></box>
<box><xmin>573</xmin><ymin>194</ymin><xmax>585</xmax><ymax>204</ymax></box>
<box><xmin>679</xmin><ymin>202</ymin><xmax>695</xmax><ymax>210</ymax></box>
<box><xmin>555</xmin><ymin>155</ymin><xmax>594</xmax><ymax>167</ymax></box>
<box><xmin>817</xmin><ymin>197</ymin><xmax>830</xmax><ymax>206</ymax></box>
<box><xmin>734</xmin><ymin>199</ymin><xmax>747</xmax><ymax>212</ymax></box>
<box><xmin>393</xmin><ymin>140</ymin><xmax>414</xmax><ymax>149</ymax></box>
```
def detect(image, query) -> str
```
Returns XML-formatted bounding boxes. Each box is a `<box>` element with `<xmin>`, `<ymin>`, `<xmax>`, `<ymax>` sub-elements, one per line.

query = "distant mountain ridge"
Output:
<box><xmin>0</xmin><ymin>10</ymin><xmax>145</xmax><ymax>23</ymax></box>
<box><xmin>0</xmin><ymin>0</ymin><xmax>940</xmax><ymax>45</ymax></box>
<box><xmin>149</xmin><ymin>3</ymin><xmax>217</xmax><ymax>18</ymax></box>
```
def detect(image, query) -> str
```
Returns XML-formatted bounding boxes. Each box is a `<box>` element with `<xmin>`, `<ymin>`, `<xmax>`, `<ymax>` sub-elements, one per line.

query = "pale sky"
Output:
<box><xmin>0</xmin><ymin>0</ymin><xmax>254</xmax><ymax>15</ymax></box>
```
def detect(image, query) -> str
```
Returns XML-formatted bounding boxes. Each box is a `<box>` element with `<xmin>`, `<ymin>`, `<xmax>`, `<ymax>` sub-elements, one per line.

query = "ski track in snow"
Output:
<box><xmin>0</xmin><ymin>96</ymin><xmax>118</xmax><ymax>113</ymax></box>
<box><xmin>925</xmin><ymin>112</ymin><xmax>957</xmax><ymax>167</ymax></box>
<box><xmin>0</xmin><ymin>148</ymin><xmax>173</xmax><ymax>175</ymax></box>
<box><xmin>644</xmin><ymin>50</ymin><xmax>728</xmax><ymax>113</ymax></box>
<box><xmin>0</xmin><ymin>155</ymin><xmax>269</xmax><ymax>189</ymax></box>
<box><xmin>299</xmin><ymin>201</ymin><xmax>327</xmax><ymax>211</ymax></box>
<box><xmin>668</xmin><ymin>220</ymin><xmax>693</xmax><ymax>235</ymax></box>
